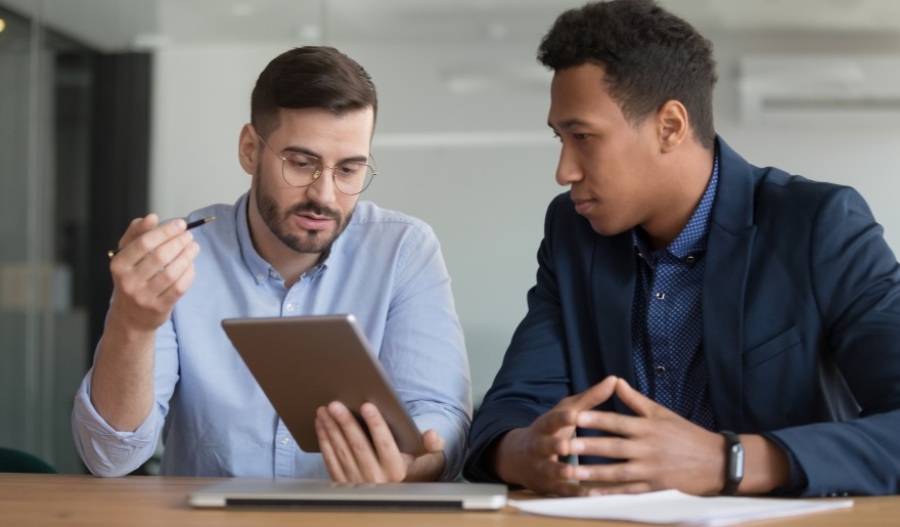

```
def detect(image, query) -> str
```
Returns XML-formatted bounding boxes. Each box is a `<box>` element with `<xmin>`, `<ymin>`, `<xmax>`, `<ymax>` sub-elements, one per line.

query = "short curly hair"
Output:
<box><xmin>538</xmin><ymin>0</ymin><xmax>717</xmax><ymax>149</ymax></box>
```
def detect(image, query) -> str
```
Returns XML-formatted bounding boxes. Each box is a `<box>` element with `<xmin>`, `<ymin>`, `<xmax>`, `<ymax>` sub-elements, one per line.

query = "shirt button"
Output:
<box><xmin>656</xmin><ymin>365</ymin><xmax>666</xmax><ymax>376</ymax></box>
<box><xmin>285</xmin><ymin>303</ymin><xmax>294</xmax><ymax>312</ymax></box>
<box><xmin>655</xmin><ymin>292</ymin><xmax>666</xmax><ymax>300</ymax></box>
<box><xmin>280</xmin><ymin>436</ymin><xmax>291</xmax><ymax>445</ymax></box>
<box><xmin>256</xmin><ymin>273</ymin><xmax>265</xmax><ymax>281</ymax></box>
<box><xmin>686</xmin><ymin>255</ymin><xmax>696</xmax><ymax>264</ymax></box>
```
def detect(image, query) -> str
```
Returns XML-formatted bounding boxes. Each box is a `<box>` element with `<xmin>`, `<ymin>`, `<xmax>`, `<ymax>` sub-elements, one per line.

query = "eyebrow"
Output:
<box><xmin>547</xmin><ymin>118</ymin><xmax>593</xmax><ymax>131</ymax></box>
<box><xmin>281</xmin><ymin>145</ymin><xmax>369</xmax><ymax>165</ymax></box>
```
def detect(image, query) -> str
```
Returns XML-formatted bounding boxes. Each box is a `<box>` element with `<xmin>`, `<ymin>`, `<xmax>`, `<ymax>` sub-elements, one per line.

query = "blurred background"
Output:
<box><xmin>1</xmin><ymin>0</ymin><xmax>899</xmax><ymax>474</ymax></box>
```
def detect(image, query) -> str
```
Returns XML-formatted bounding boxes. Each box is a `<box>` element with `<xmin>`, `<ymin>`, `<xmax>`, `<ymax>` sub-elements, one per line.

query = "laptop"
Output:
<box><xmin>188</xmin><ymin>479</ymin><xmax>508</xmax><ymax>511</ymax></box>
<box><xmin>221</xmin><ymin>314</ymin><xmax>424</xmax><ymax>455</ymax></box>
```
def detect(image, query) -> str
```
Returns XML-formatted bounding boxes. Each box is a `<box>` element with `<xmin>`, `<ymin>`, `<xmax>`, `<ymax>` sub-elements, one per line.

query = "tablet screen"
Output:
<box><xmin>221</xmin><ymin>314</ymin><xmax>425</xmax><ymax>455</ymax></box>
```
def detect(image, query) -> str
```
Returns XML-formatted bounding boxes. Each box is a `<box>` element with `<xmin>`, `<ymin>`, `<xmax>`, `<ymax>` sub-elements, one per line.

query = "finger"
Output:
<box><xmin>156</xmin><ymin>254</ymin><xmax>197</xmax><ymax>306</ymax></box>
<box><xmin>131</xmin><ymin>228</ymin><xmax>194</xmax><ymax>282</ymax></box>
<box><xmin>316</xmin><ymin>405</ymin><xmax>364</xmax><ymax>482</ymax></box>
<box><xmin>328</xmin><ymin>401</ymin><xmax>385</xmax><ymax>482</ymax></box>
<box><xmin>316</xmin><ymin>413</ymin><xmax>348</xmax><ymax>482</ymax></box>
<box><xmin>119</xmin><ymin>240</ymin><xmax>197</xmax><ymax>314</ymax></box>
<box><xmin>576</xmin><ymin>410</ymin><xmax>643</xmax><ymax>438</ymax></box>
<box><xmin>572</xmin><ymin>457</ymin><xmax>650</xmax><ymax>486</ymax></box>
<box><xmin>145</xmin><ymin>241</ymin><xmax>199</xmax><ymax>300</ymax></box>
<box><xmin>115</xmin><ymin>216</ymin><xmax>185</xmax><ymax>267</ymax></box>
<box><xmin>422</xmin><ymin>429</ymin><xmax>446</xmax><ymax>454</ymax></box>
<box><xmin>615</xmin><ymin>378</ymin><xmax>668</xmax><ymax>418</ymax></box>
<box><xmin>567</xmin><ymin>375</ymin><xmax>619</xmax><ymax>411</ymax></box>
<box><xmin>117</xmin><ymin>215</ymin><xmax>159</xmax><ymax>251</ymax></box>
<box><xmin>534</xmin><ymin>457</ymin><xmax>579</xmax><ymax>484</ymax></box>
<box><xmin>570</xmin><ymin>434</ymin><xmax>641</xmax><ymax>461</ymax></box>
<box><xmin>358</xmin><ymin>402</ymin><xmax>406</xmax><ymax>482</ymax></box>
<box><xmin>532</xmin><ymin>407</ymin><xmax>579</xmax><ymax>436</ymax></box>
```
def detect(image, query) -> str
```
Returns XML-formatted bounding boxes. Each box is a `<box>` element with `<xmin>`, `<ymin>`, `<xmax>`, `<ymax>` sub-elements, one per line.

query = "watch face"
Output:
<box><xmin>721</xmin><ymin>431</ymin><xmax>744</xmax><ymax>494</ymax></box>
<box><xmin>728</xmin><ymin>443</ymin><xmax>744</xmax><ymax>480</ymax></box>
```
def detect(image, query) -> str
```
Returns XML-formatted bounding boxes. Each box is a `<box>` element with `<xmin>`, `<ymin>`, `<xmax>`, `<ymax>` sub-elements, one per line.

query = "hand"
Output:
<box><xmin>493</xmin><ymin>375</ymin><xmax>619</xmax><ymax>496</ymax></box>
<box><xmin>91</xmin><ymin>214</ymin><xmax>199</xmax><ymax>431</ymax></box>
<box><xmin>570</xmin><ymin>377</ymin><xmax>725</xmax><ymax>495</ymax></box>
<box><xmin>108</xmin><ymin>214</ymin><xmax>200</xmax><ymax>333</ymax></box>
<box><xmin>315</xmin><ymin>401</ymin><xmax>446</xmax><ymax>483</ymax></box>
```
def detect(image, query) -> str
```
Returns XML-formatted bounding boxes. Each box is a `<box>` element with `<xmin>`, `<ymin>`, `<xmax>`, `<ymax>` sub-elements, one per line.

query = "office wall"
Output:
<box><xmin>151</xmin><ymin>35</ymin><xmax>900</xmax><ymax>404</ymax></box>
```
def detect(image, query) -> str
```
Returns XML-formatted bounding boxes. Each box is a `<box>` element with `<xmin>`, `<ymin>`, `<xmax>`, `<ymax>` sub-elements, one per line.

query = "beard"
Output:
<box><xmin>255</xmin><ymin>171</ymin><xmax>353</xmax><ymax>255</ymax></box>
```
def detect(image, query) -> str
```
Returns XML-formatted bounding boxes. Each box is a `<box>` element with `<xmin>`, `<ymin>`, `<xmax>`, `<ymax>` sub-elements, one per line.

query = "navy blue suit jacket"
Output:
<box><xmin>464</xmin><ymin>138</ymin><xmax>900</xmax><ymax>496</ymax></box>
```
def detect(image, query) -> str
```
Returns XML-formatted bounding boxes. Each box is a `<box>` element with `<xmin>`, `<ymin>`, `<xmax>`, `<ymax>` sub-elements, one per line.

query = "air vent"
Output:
<box><xmin>738</xmin><ymin>55</ymin><xmax>900</xmax><ymax>123</ymax></box>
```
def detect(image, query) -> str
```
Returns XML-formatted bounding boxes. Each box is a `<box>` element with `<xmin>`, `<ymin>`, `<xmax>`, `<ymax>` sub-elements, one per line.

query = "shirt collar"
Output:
<box><xmin>632</xmin><ymin>148</ymin><xmax>720</xmax><ymax>261</ymax></box>
<box><xmin>235</xmin><ymin>193</ymin><xmax>331</xmax><ymax>285</ymax></box>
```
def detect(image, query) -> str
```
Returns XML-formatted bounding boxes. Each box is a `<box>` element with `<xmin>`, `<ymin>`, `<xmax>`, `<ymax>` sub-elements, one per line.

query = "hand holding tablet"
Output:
<box><xmin>221</xmin><ymin>314</ymin><xmax>426</xmax><ymax>455</ymax></box>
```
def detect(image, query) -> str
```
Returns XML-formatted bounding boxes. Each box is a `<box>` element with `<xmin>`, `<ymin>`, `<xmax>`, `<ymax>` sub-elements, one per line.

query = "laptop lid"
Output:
<box><xmin>188</xmin><ymin>479</ymin><xmax>508</xmax><ymax>511</ymax></box>
<box><xmin>221</xmin><ymin>314</ymin><xmax>425</xmax><ymax>455</ymax></box>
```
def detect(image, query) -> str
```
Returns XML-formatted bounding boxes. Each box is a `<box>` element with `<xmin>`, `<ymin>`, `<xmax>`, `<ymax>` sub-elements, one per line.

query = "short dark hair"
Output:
<box><xmin>251</xmin><ymin>46</ymin><xmax>378</xmax><ymax>139</ymax></box>
<box><xmin>538</xmin><ymin>0</ymin><xmax>717</xmax><ymax>149</ymax></box>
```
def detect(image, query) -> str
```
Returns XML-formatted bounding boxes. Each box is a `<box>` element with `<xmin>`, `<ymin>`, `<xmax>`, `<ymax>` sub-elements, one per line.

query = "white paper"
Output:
<box><xmin>510</xmin><ymin>489</ymin><xmax>853</xmax><ymax>526</ymax></box>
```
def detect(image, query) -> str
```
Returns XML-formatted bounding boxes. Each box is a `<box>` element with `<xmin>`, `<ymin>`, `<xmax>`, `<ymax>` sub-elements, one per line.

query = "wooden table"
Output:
<box><xmin>0</xmin><ymin>473</ymin><xmax>895</xmax><ymax>526</ymax></box>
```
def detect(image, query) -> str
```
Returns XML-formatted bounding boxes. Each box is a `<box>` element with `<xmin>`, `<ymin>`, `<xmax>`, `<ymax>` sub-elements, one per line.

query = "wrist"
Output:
<box><xmin>492</xmin><ymin>429</ymin><xmax>526</xmax><ymax>484</ymax></box>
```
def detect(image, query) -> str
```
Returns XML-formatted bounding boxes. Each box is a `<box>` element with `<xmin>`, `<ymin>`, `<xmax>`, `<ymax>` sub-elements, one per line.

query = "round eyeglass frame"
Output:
<box><xmin>256</xmin><ymin>132</ymin><xmax>377</xmax><ymax>196</ymax></box>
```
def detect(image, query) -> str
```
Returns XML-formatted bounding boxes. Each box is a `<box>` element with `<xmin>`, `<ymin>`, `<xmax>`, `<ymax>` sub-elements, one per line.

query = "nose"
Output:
<box><xmin>555</xmin><ymin>144</ymin><xmax>583</xmax><ymax>187</ymax></box>
<box><xmin>304</xmin><ymin>168</ymin><xmax>338</xmax><ymax>206</ymax></box>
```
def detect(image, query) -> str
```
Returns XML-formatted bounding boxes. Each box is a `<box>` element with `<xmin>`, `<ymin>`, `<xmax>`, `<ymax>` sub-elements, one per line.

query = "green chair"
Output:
<box><xmin>0</xmin><ymin>447</ymin><xmax>57</xmax><ymax>474</ymax></box>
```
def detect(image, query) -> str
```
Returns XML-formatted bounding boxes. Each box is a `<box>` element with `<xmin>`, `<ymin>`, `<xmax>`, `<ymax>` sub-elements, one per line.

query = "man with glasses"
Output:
<box><xmin>72</xmin><ymin>46</ymin><xmax>472</xmax><ymax>482</ymax></box>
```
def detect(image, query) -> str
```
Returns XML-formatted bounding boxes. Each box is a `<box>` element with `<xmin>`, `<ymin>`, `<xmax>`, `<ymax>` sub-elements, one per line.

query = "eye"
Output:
<box><xmin>285</xmin><ymin>153</ymin><xmax>317</xmax><ymax>171</ymax></box>
<box><xmin>573</xmin><ymin>133</ymin><xmax>590</xmax><ymax>141</ymax></box>
<box><xmin>336</xmin><ymin>164</ymin><xmax>363</xmax><ymax>177</ymax></box>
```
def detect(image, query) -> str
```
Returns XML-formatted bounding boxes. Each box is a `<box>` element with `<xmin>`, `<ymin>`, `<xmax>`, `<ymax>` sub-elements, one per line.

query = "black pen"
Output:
<box><xmin>107</xmin><ymin>216</ymin><xmax>216</xmax><ymax>260</ymax></box>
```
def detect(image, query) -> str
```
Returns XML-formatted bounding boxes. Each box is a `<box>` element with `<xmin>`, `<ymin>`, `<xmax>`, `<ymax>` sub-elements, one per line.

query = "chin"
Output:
<box><xmin>588</xmin><ymin>219</ymin><xmax>629</xmax><ymax>237</ymax></box>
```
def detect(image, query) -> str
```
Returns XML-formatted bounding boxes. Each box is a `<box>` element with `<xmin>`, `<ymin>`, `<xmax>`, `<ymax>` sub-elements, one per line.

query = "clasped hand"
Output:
<box><xmin>315</xmin><ymin>401</ymin><xmax>446</xmax><ymax>483</ymax></box>
<box><xmin>495</xmin><ymin>376</ymin><xmax>725</xmax><ymax>496</ymax></box>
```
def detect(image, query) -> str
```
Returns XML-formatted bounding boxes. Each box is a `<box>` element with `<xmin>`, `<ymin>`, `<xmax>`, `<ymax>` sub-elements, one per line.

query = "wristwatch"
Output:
<box><xmin>720</xmin><ymin>431</ymin><xmax>744</xmax><ymax>495</ymax></box>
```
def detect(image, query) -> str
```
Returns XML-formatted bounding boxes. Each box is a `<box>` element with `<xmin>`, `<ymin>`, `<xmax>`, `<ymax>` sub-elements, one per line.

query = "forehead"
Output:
<box><xmin>548</xmin><ymin>63</ymin><xmax>626</xmax><ymax>128</ymax></box>
<box><xmin>270</xmin><ymin>107</ymin><xmax>375</xmax><ymax>152</ymax></box>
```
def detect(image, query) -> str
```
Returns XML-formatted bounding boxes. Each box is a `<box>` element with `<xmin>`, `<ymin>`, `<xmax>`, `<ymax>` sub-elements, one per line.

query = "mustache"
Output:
<box><xmin>287</xmin><ymin>202</ymin><xmax>341</xmax><ymax>220</ymax></box>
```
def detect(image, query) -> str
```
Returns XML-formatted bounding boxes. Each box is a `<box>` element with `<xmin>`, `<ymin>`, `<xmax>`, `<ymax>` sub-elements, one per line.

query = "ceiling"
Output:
<box><xmin>2</xmin><ymin>0</ymin><xmax>900</xmax><ymax>52</ymax></box>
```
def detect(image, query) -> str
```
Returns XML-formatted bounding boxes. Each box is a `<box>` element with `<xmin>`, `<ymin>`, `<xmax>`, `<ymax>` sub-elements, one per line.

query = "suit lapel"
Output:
<box><xmin>703</xmin><ymin>138</ymin><xmax>757</xmax><ymax>431</ymax></box>
<box><xmin>591</xmin><ymin>232</ymin><xmax>637</xmax><ymax>413</ymax></box>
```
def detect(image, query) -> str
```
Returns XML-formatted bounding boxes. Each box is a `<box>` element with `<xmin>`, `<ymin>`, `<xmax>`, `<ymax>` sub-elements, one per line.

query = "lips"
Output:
<box><xmin>572</xmin><ymin>198</ymin><xmax>594</xmax><ymax>216</ymax></box>
<box><xmin>294</xmin><ymin>213</ymin><xmax>335</xmax><ymax>231</ymax></box>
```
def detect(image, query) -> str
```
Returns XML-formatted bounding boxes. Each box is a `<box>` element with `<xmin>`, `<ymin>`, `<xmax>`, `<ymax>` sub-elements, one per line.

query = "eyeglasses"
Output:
<box><xmin>256</xmin><ymin>134</ymin><xmax>377</xmax><ymax>195</ymax></box>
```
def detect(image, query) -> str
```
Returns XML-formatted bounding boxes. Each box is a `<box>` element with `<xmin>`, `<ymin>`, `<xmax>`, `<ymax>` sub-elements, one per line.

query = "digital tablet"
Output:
<box><xmin>221</xmin><ymin>314</ymin><xmax>425</xmax><ymax>455</ymax></box>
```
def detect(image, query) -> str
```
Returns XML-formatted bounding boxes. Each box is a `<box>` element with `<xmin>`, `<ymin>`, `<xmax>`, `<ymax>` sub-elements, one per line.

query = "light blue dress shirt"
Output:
<box><xmin>72</xmin><ymin>194</ymin><xmax>472</xmax><ymax>480</ymax></box>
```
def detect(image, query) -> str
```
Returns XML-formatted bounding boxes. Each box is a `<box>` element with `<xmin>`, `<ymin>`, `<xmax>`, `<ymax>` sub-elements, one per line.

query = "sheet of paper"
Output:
<box><xmin>510</xmin><ymin>489</ymin><xmax>853</xmax><ymax>526</ymax></box>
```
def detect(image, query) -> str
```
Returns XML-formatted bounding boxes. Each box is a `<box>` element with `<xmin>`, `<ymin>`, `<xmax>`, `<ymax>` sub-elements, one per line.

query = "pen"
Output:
<box><xmin>107</xmin><ymin>216</ymin><xmax>216</xmax><ymax>260</ymax></box>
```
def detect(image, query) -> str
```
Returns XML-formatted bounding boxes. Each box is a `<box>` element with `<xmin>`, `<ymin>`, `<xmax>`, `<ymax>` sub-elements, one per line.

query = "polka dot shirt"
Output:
<box><xmin>630</xmin><ymin>152</ymin><xmax>720</xmax><ymax>430</ymax></box>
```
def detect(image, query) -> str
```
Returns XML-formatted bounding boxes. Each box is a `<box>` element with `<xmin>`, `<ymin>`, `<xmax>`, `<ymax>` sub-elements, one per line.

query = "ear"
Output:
<box><xmin>238</xmin><ymin>123</ymin><xmax>260</xmax><ymax>175</ymax></box>
<box><xmin>655</xmin><ymin>100</ymin><xmax>689</xmax><ymax>153</ymax></box>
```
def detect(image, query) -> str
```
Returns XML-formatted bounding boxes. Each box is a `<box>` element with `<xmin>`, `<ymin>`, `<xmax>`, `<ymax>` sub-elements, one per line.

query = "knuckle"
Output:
<box><xmin>613</xmin><ymin>464</ymin><xmax>633</xmax><ymax>481</ymax></box>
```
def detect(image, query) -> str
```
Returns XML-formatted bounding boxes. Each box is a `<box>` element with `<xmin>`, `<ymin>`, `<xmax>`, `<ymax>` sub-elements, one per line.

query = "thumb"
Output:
<box><xmin>422</xmin><ymin>429</ymin><xmax>445</xmax><ymax>454</ymax></box>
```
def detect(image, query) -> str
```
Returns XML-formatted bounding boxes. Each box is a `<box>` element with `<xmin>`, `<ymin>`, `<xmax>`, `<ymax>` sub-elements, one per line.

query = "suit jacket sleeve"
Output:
<box><xmin>766</xmin><ymin>185</ymin><xmax>900</xmax><ymax>496</ymax></box>
<box><xmin>463</xmin><ymin>194</ymin><xmax>587</xmax><ymax>483</ymax></box>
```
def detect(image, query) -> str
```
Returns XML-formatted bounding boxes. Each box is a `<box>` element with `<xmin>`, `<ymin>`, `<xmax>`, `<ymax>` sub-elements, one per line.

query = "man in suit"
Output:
<box><xmin>463</xmin><ymin>0</ymin><xmax>900</xmax><ymax>497</ymax></box>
